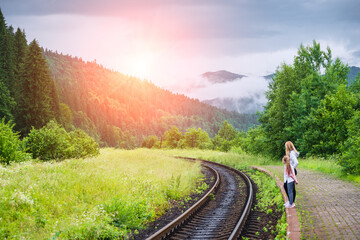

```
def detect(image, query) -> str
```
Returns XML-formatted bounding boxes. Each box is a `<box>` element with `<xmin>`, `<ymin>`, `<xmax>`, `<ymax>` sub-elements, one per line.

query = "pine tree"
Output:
<box><xmin>48</xmin><ymin>76</ymin><xmax>61</xmax><ymax>122</ymax></box>
<box><xmin>12</xmin><ymin>28</ymin><xmax>28</xmax><ymax>118</ymax></box>
<box><xmin>6</xmin><ymin>26</ymin><xmax>16</xmax><ymax>97</ymax></box>
<box><xmin>0</xmin><ymin>81</ymin><xmax>15</xmax><ymax>120</ymax></box>
<box><xmin>0</xmin><ymin>9</ymin><xmax>15</xmax><ymax>120</ymax></box>
<box><xmin>13</xmin><ymin>28</ymin><xmax>27</xmax><ymax>81</ymax></box>
<box><xmin>16</xmin><ymin>39</ymin><xmax>60</xmax><ymax>134</ymax></box>
<box><xmin>0</xmin><ymin>10</ymin><xmax>15</xmax><ymax>94</ymax></box>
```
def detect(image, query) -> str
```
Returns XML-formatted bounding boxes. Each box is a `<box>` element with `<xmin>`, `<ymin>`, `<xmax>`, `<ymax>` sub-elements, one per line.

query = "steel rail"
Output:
<box><xmin>227</xmin><ymin>163</ymin><xmax>253</xmax><ymax>239</ymax></box>
<box><xmin>146</xmin><ymin>163</ymin><xmax>220</xmax><ymax>240</ymax></box>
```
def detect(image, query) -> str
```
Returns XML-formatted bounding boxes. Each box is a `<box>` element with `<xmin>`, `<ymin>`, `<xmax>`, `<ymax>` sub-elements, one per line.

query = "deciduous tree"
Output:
<box><xmin>163</xmin><ymin>126</ymin><xmax>183</xmax><ymax>148</ymax></box>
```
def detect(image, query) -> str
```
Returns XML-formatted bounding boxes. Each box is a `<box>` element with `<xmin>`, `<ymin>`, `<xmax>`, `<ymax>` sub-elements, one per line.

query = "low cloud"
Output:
<box><xmin>204</xmin><ymin>94</ymin><xmax>265</xmax><ymax>114</ymax></box>
<box><xmin>167</xmin><ymin>74</ymin><xmax>268</xmax><ymax>113</ymax></box>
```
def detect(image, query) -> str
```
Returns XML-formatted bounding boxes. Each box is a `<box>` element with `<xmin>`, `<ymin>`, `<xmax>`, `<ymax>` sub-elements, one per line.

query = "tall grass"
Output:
<box><xmin>0</xmin><ymin>148</ymin><xmax>203</xmax><ymax>239</ymax></box>
<box><xmin>299</xmin><ymin>156</ymin><xmax>360</xmax><ymax>184</ymax></box>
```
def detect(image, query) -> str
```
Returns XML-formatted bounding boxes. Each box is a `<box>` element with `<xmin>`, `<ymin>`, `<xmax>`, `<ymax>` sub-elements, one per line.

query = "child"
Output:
<box><xmin>282</xmin><ymin>155</ymin><xmax>298</xmax><ymax>208</ymax></box>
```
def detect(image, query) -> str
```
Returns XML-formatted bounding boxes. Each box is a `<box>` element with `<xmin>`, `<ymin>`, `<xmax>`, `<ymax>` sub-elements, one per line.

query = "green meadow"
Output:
<box><xmin>0</xmin><ymin>148</ymin><xmax>203</xmax><ymax>239</ymax></box>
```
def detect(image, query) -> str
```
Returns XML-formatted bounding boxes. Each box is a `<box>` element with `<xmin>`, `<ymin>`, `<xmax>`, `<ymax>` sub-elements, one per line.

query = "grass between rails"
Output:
<box><xmin>0</xmin><ymin>148</ymin><xmax>204</xmax><ymax>239</ymax></box>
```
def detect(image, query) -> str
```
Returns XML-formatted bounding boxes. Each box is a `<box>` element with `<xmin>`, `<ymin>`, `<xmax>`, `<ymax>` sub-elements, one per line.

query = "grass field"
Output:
<box><xmin>0</xmin><ymin>148</ymin><xmax>203</xmax><ymax>239</ymax></box>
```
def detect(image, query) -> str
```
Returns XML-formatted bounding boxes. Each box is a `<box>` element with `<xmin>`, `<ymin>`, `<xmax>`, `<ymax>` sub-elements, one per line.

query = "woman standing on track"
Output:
<box><xmin>284</xmin><ymin>141</ymin><xmax>299</xmax><ymax>206</ymax></box>
<box><xmin>282</xmin><ymin>155</ymin><xmax>298</xmax><ymax>208</ymax></box>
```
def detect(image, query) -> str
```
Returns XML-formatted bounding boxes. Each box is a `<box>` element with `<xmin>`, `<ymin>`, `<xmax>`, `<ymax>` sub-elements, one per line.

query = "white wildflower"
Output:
<box><xmin>12</xmin><ymin>191</ymin><xmax>34</xmax><ymax>206</ymax></box>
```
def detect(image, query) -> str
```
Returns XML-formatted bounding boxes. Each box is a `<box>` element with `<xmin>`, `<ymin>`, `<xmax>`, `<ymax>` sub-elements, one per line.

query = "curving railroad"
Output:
<box><xmin>145</xmin><ymin>158</ymin><xmax>254</xmax><ymax>240</ymax></box>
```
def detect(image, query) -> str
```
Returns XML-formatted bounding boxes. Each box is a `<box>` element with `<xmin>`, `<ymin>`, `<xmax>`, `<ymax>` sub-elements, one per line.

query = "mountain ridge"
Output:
<box><xmin>201</xmin><ymin>70</ymin><xmax>246</xmax><ymax>84</ymax></box>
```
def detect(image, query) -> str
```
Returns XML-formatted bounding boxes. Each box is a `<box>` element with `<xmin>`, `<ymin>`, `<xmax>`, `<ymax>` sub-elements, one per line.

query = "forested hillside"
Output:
<box><xmin>44</xmin><ymin>50</ymin><xmax>258</xmax><ymax>147</ymax></box>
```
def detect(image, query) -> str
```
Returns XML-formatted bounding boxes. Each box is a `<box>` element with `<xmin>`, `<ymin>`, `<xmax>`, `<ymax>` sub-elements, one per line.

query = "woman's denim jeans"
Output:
<box><xmin>287</xmin><ymin>181</ymin><xmax>295</xmax><ymax>205</ymax></box>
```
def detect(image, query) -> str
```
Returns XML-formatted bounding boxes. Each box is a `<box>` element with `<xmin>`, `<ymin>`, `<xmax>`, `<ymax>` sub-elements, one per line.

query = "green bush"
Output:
<box><xmin>67</xmin><ymin>129</ymin><xmax>100</xmax><ymax>158</ymax></box>
<box><xmin>0</xmin><ymin>119</ymin><xmax>31</xmax><ymax>164</ymax></box>
<box><xmin>103</xmin><ymin>197</ymin><xmax>154</xmax><ymax>230</ymax></box>
<box><xmin>230</xmin><ymin>146</ymin><xmax>245</xmax><ymax>154</ymax></box>
<box><xmin>163</xmin><ymin>126</ymin><xmax>183</xmax><ymax>148</ymax></box>
<box><xmin>141</xmin><ymin>135</ymin><xmax>160</xmax><ymax>148</ymax></box>
<box><xmin>25</xmin><ymin>120</ymin><xmax>99</xmax><ymax>161</ymax></box>
<box><xmin>241</xmin><ymin>126</ymin><xmax>268</xmax><ymax>155</ymax></box>
<box><xmin>25</xmin><ymin>121</ymin><xmax>69</xmax><ymax>160</ymax></box>
<box><xmin>212</xmin><ymin>121</ymin><xmax>241</xmax><ymax>152</ymax></box>
<box><xmin>57</xmin><ymin>208</ymin><xmax>124</xmax><ymax>240</ymax></box>
<box><xmin>339</xmin><ymin>111</ymin><xmax>360</xmax><ymax>174</ymax></box>
<box><xmin>183</xmin><ymin>127</ymin><xmax>212</xmax><ymax>149</ymax></box>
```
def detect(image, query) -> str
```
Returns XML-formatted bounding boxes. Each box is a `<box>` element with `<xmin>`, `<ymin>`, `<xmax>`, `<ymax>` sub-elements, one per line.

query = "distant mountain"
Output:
<box><xmin>201</xmin><ymin>70</ymin><xmax>246</xmax><ymax>84</ymax></box>
<box><xmin>203</xmin><ymin>95</ymin><xmax>265</xmax><ymax>114</ymax></box>
<box><xmin>348</xmin><ymin>66</ymin><xmax>360</xmax><ymax>84</ymax></box>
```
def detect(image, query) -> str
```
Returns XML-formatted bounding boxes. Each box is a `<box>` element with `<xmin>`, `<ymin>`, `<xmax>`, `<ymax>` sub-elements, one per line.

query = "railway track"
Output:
<box><xmin>146</xmin><ymin>158</ymin><xmax>253</xmax><ymax>240</ymax></box>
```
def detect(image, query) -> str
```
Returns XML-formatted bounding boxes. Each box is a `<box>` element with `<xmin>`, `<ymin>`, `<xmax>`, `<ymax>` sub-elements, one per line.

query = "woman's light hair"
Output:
<box><xmin>285</xmin><ymin>141</ymin><xmax>297</xmax><ymax>157</ymax></box>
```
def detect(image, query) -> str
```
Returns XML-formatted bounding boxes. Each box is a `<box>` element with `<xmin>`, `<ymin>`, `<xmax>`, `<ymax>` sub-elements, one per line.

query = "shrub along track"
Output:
<box><xmin>143</xmin><ymin>158</ymin><xmax>254</xmax><ymax>240</ymax></box>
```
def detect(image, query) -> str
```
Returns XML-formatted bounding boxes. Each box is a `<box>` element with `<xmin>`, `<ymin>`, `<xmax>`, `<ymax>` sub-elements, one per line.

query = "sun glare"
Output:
<box><xmin>128</xmin><ymin>52</ymin><xmax>156</xmax><ymax>79</ymax></box>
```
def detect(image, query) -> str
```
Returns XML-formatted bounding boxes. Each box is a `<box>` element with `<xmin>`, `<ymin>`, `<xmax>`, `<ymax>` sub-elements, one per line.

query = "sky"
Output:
<box><xmin>1</xmin><ymin>0</ymin><xmax>360</xmax><ymax>103</ymax></box>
